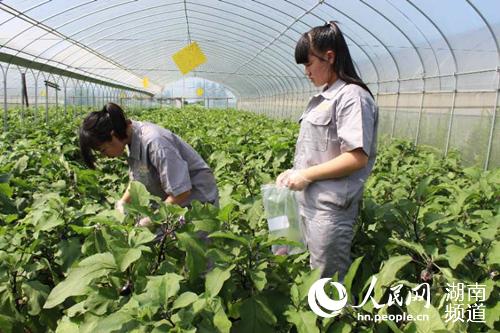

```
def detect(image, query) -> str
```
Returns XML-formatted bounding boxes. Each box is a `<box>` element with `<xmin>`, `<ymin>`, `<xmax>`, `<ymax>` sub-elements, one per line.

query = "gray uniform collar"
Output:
<box><xmin>313</xmin><ymin>79</ymin><xmax>347</xmax><ymax>100</ymax></box>
<box><xmin>128</xmin><ymin>120</ymin><xmax>142</xmax><ymax>161</ymax></box>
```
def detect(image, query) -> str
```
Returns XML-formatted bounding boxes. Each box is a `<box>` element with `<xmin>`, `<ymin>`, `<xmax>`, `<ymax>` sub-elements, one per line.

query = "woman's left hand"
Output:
<box><xmin>286</xmin><ymin>170</ymin><xmax>312</xmax><ymax>191</ymax></box>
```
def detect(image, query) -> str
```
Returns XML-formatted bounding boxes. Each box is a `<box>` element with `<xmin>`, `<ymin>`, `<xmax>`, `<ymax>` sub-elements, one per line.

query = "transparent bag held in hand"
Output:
<box><xmin>261</xmin><ymin>184</ymin><xmax>305</xmax><ymax>255</ymax></box>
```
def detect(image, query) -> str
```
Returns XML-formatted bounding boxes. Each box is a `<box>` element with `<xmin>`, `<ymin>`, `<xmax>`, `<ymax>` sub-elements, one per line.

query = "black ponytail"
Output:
<box><xmin>295</xmin><ymin>21</ymin><xmax>373</xmax><ymax>98</ymax></box>
<box><xmin>79</xmin><ymin>102</ymin><xmax>130</xmax><ymax>169</ymax></box>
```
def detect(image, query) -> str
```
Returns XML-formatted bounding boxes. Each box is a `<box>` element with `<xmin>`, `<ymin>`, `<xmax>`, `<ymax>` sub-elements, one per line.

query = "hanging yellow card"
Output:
<box><xmin>40</xmin><ymin>90</ymin><xmax>46</xmax><ymax>97</ymax></box>
<box><xmin>172</xmin><ymin>42</ymin><xmax>207</xmax><ymax>75</ymax></box>
<box><xmin>143</xmin><ymin>77</ymin><xmax>149</xmax><ymax>88</ymax></box>
<box><xmin>196</xmin><ymin>87</ymin><xmax>204</xmax><ymax>96</ymax></box>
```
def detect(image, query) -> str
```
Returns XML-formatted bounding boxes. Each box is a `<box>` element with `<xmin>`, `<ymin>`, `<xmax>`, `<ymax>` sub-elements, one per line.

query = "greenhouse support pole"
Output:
<box><xmin>2</xmin><ymin>65</ymin><xmax>8</xmax><ymax>131</ymax></box>
<box><xmin>55</xmin><ymin>85</ymin><xmax>59</xmax><ymax>115</ymax></box>
<box><xmin>281</xmin><ymin>94</ymin><xmax>285</xmax><ymax>118</ymax></box>
<box><xmin>444</xmin><ymin>73</ymin><xmax>458</xmax><ymax>157</ymax></box>
<box><xmin>414</xmin><ymin>77</ymin><xmax>426</xmax><ymax>145</ymax></box>
<box><xmin>34</xmin><ymin>75</ymin><xmax>38</xmax><ymax>122</ymax></box>
<box><xmin>45</xmin><ymin>84</ymin><xmax>49</xmax><ymax>124</ymax></box>
<box><xmin>484</xmin><ymin>68</ymin><xmax>500</xmax><ymax>170</ymax></box>
<box><xmin>273</xmin><ymin>94</ymin><xmax>277</xmax><ymax>118</ymax></box>
<box><xmin>391</xmin><ymin>80</ymin><xmax>401</xmax><ymax>139</ymax></box>
<box><xmin>63</xmin><ymin>79</ymin><xmax>67</xmax><ymax>118</ymax></box>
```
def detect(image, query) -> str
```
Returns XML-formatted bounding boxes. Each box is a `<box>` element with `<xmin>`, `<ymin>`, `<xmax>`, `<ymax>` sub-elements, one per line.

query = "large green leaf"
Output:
<box><xmin>94</xmin><ymin>311</ymin><xmax>134</xmax><ymax>333</ymax></box>
<box><xmin>445</xmin><ymin>245</ymin><xmax>473</xmax><ymax>269</ymax></box>
<box><xmin>373</xmin><ymin>255</ymin><xmax>412</xmax><ymax>302</ymax></box>
<box><xmin>486</xmin><ymin>240</ymin><xmax>500</xmax><ymax>266</ymax></box>
<box><xmin>21</xmin><ymin>281</ymin><xmax>50</xmax><ymax>316</ymax></box>
<box><xmin>172</xmin><ymin>292</ymin><xmax>199</xmax><ymax>310</ymax></box>
<box><xmin>343</xmin><ymin>256</ymin><xmax>364</xmax><ymax>293</ymax></box>
<box><xmin>55</xmin><ymin>316</ymin><xmax>80</xmax><ymax>333</ymax></box>
<box><xmin>208</xmin><ymin>231</ymin><xmax>250</xmax><ymax>246</ymax></box>
<box><xmin>56</xmin><ymin>237</ymin><xmax>82</xmax><ymax>271</ymax></box>
<box><xmin>285</xmin><ymin>309</ymin><xmax>319</xmax><ymax>333</ymax></box>
<box><xmin>144</xmin><ymin>273</ymin><xmax>184</xmax><ymax>307</ymax></box>
<box><xmin>44</xmin><ymin>252</ymin><xmax>117</xmax><ymax>308</ymax></box>
<box><xmin>129</xmin><ymin>181</ymin><xmax>151</xmax><ymax>206</ymax></box>
<box><xmin>115</xmin><ymin>248</ymin><xmax>142</xmax><ymax>272</ymax></box>
<box><xmin>388</xmin><ymin>238</ymin><xmax>427</xmax><ymax>258</ymax></box>
<box><xmin>405</xmin><ymin>300</ymin><xmax>446</xmax><ymax>333</ymax></box>
<box><xmin>232</xmin><ymin>297</ymin><xmax>277</xmax><ymax>333</ymax></box>
<box><xmin>205</xmin><ymin>265</ymin><xmax>234</xmax><ymax>297</ymax></box>
<box><xmin>484</xmin><ymin>299</ymin><xmax>500</xmax><ymax>329</ymax></box>
<box><xmin>177</xmin><ymin>231</ymin><xmax>207</xmax><ymax>281</ymax></box>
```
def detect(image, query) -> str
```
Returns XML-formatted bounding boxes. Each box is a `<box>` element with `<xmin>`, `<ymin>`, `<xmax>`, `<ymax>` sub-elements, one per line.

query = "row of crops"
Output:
<box><xmin>0</xmin><ymin>106</ymin><xmax>498</xmax><ymax>332</ymax></box>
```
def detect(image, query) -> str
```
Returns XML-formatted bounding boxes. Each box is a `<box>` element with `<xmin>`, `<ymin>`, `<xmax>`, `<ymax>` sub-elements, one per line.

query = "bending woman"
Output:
<box><xmin>79</xmin><ymin>103</ymin><xmax>219</xmax><ymax>212</ymax></box>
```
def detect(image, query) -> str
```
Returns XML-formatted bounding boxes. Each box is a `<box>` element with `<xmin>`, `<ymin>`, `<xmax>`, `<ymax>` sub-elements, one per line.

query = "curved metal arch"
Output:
<box><xmin>465</xmin><ymin>0</ymin><xmax>499</xmax><ymax>62</ymax></box>
<box><xmin>288</xmin><ymin>16</ymin><xmax>381</xmax><ymax>89</ymax></box>
<box><xmin>216</xmin><ymin>0</ymin><xmax>324</xmax><ymax>85</ymax></box>
<box><xmin>1</xmin><ymin>44</ymin><xmax>153</xmax><ymax>92</ymax></box>
<box><xmin>101</xmin><ymin>29</ymin><xmax>304</xmax><ymax>96</ymax></box>
<box><xmin>11</xmin><ymin>0</ymin><xmax>144</xmax><ymax>64</ymax></box>
<box><xmin>0</xmin><ymin>1</ymin><xmax>150</xmax><ymax>84</ymax></box>
<box><xmin>332</xmin><ymin>23</ymin><xmax>381</xmax><ymax>84</ymax></box>
<box><xmin>43</xmin><ymin>10</ymin><xmax>188</xmax><ymax>64</ymax></box>
<box><xmin>12</xmin><ymin>0</ymin><xmax>301</xmax><ymax>84</ymax></box>
<box><xmin>0</xmin><ymin>1</ymin><xmax>308</xmax><ymax>98</ymax></box>
<box><xmin>2</xmin><ymin>0</ymin><xmax>101</xmax><ymax>54</ymax></box>
<box><xmin>88</xmin><ymin>20</ymin><xmax>288</xmax><ymax>76</ymax></box>
<box><xmin>385</xmin><ymin>0</ymin><xmax>441</xmax><ymax>82</ymax></box>
<box><xmin>99</xmin><ymin>38</ymin><xmax>280</xmax><ymax>97</ymax></box>
<box><xmin>192</xmin><ymin>1</ymin><xmax>296</xmax><ymax>38</ymax></box>
<box><xmin>406</xmin><ymin>0</ymin><xmax>458</xmax><ymax>73</ymax></box>
<box><xmin>0</xmin><ymin>0</ymin><xmax>51</xmax><ymax>26</ymax></box>
<box><xmin>58</xmin><ymin>19</ymin><xmax>300</xmax><ymax>95</ymax></box>
<box><xmin>215</xmin><ymin>2</ymin><xmax>369</xmax><ymax>93</ymax></box>
<box><xmin>359</xmin><ymin>0</ymin><xmax>425</xmax><ymax>79</ymax></box>
<box><xmin>94</xmin><ymin>14</ymin><xmax>278</xmax><ymax>61</ymax></box>
<box><xmin>60</xmin><ymin>6</ymin><xmax>303</xmax><ymax>81</ymax></box>
<box><xmin>164</xmin><ymin>67</ymin><xmax>270</xmax><ymax>100</ymax></box>
<box><xmin>174</xmin><ymin>76</ymin><xmax>258</xmax><ymax>102</ymax></box>
<box><xmin>322</xmin><ymin>2</ymin><xmax>398</xmax><ymax>81</ymax></box>
<box><xmin>96</xmin><ymin>25</ymin><xmax>300</xmax><ymax>93</ymax></box>
<box><xmin>465</xmin><ymin>0</ymin><xmax>499</xmax><ymax>170</ymax></box>
<box><xmin>274</xmin><ymin>0</ymin><xmax>381</xmax><ymax>86</ymax></box>
<box><xmin>100</xmin><ymin>28</ymin><xmax>299</xmax><ymax>94</ymax></box>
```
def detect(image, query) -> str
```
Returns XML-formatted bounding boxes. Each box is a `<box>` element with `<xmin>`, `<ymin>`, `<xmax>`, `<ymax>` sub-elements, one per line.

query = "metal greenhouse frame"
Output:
<box><xmin>0</xmin><ymin>0</ymin><xmax>498</xmax><ymax>169</ymax></box>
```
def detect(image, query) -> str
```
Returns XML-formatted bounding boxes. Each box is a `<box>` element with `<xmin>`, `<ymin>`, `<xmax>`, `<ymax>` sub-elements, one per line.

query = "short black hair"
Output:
<box><xmin>79</xmin><ymin>102</ymin><xmax>129</xmax><ymax>169</ymax></box>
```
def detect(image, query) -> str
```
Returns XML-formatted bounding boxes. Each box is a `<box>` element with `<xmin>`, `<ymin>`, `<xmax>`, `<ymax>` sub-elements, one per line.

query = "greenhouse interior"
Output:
<box><xmin>0</xmin><ymin>1</ymin><xmax>498</xmax><ymax>332</ymax></box>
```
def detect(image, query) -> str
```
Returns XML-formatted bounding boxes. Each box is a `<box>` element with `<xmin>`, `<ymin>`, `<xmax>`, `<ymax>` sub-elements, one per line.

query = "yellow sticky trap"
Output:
<box><xmin>119</xmin><ymin>92</ymin><xmax>127</xmax><ymax>98</ymax></box>
<box><xmin>172</xmin><ymin>42</ymin><xmax>207</xmax><ymax>75</ymax></box>
<box><xmin>143</xmin><ymin>77</ymin><xmax>149</xmax><ymax>88</ymax></box>
<box><xmin>196</xmin><ymin>88</ymin><xmax>204</xmax><ymax>96</ymax></box>
<box><xmin>40</xmin><ymin>90</ymin><xmax>46</xmax><ymax>97</ymax></box>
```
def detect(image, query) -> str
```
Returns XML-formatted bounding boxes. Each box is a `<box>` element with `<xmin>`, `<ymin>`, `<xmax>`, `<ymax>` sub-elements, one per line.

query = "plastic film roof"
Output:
<box><xmin>0</xmin><ymin>0</ymin><xmax>498</xmax><ymax>97</ymax></box>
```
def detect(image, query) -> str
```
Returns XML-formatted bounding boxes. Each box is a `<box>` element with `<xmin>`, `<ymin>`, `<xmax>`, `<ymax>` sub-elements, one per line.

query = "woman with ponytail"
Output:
<box><xmin>79</xmin><ymin>102</ymin><xmax>218</xmax><ymax>212</ymax></box>
<box><xmin>276</xmin><ymin>22</ymin><xmax>378</xmax><ymax>281</ymax></box>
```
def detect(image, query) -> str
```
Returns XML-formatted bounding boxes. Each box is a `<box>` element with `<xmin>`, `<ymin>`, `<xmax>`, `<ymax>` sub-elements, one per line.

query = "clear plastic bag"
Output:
<box><xmin>261</xmin><ymin>184</ymin><xmax>305</xmax><ymax>255</ymax></box>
